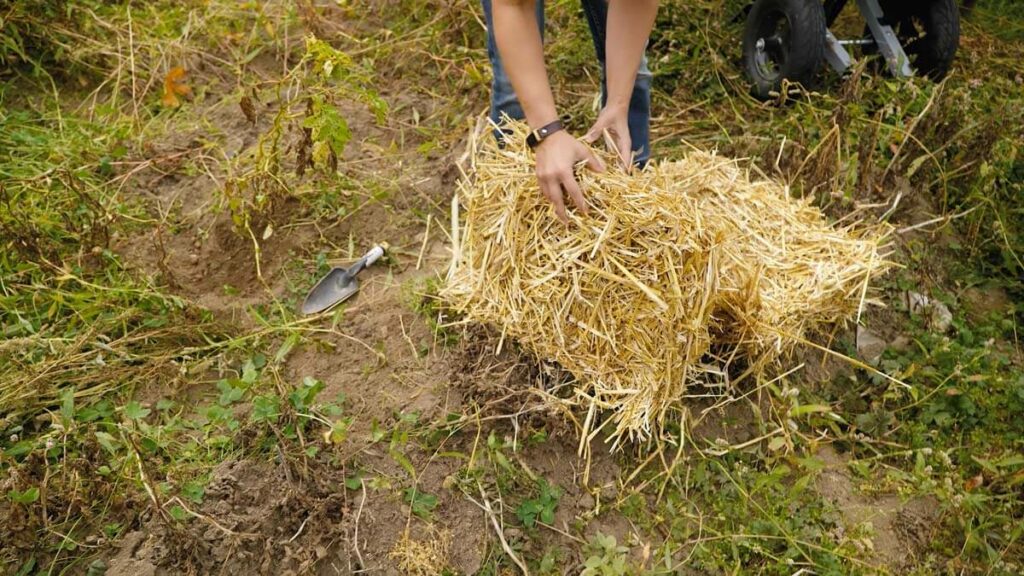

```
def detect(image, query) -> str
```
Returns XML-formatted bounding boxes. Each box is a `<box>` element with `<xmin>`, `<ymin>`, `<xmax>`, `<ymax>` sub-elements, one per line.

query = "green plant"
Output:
<box><xmin>404</xmin><ymin>487</ymin><xmax>439</xmax><ymax>520</ymax></box>
<box><xmin>221</xmin><ymin>34</ymin><xmax>389</xmax><ymax>239</ymax></box>
<box><xmin>516</xmin><ymin>479</ymin><xmax>561</xmax><ymax>529</ymax></box>
<box><xmin>581</xmin><ymin>533</ymin><xmax>632</xmax><ymax>576</ymax></box>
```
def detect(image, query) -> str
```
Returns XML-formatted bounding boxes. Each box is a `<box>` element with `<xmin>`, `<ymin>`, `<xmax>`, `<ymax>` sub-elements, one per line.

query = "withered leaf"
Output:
<box><xmin>161</xmin><ymin>66</ymin><xmax>192</xmax><ymax>108</ymax></box>
<box><xmin>239</xmin><ymin>95</ymin><xmax>257</xmax><ymax>125</ymax></box>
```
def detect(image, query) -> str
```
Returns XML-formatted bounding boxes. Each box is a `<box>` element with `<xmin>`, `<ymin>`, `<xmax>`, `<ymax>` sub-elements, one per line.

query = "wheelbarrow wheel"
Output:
<box><xmin>742</xmin><ymin>0</ymin><xmax>826</xmax><ymax>100</ymax></box>
<box><xmin>871</xmin><ymin>0</ymin><xmax>960</xmax><ymax>79</ymax></box>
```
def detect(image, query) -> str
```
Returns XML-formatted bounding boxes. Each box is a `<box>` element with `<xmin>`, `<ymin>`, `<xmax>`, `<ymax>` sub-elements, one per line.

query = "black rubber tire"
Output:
<box><xmin>873</xmin><ymin>0</ymin><xmax>960</xmax><ymax>79</ymax></box>
<box><xmin>742</xmin><ymin>0</ymin><xmax>827</xmax><ymax>100</ymax></box>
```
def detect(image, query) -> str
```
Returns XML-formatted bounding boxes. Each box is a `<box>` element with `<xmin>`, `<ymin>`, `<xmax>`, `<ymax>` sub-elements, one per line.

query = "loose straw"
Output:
<box><xmin>444</xmin><ymin>121</ymin><xmax>892</xmax><ymax>444</ymax></box>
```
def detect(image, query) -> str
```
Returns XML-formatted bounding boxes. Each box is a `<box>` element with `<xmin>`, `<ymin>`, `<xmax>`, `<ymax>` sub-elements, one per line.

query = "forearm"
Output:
<box><xmin>492</xmin><ymin>0</ymin><xmax>558</xmax><ymax>128</ymax></box>
<box><xmin>604</xmin><ymin>0</ymin><xmax>658</xmax><ymax>110</ymax></box>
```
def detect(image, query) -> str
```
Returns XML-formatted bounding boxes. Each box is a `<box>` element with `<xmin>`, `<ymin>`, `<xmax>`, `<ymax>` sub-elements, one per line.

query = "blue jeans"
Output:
<box><xmin>481</xmin><ymin>0</ymin><xmax>652</xmax><ymax>165</ymax></box>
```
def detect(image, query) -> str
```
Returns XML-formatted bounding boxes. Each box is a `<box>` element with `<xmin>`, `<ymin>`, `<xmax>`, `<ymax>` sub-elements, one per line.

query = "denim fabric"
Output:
<box><xmin>481</xmin><ymin>0</ymin><xmax>652</xmax><ymax>165</ymax></box>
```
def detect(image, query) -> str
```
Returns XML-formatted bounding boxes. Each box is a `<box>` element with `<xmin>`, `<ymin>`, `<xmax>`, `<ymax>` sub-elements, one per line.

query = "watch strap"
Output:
<box><xmin>526</xmin><ymin>120</ymin><xmax>564</xmax><ymax>149</ymax></box>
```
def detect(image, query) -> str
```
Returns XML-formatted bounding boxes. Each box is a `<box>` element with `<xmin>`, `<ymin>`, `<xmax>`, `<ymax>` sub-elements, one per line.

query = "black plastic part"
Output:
<box><xmin>742</xmin><ymin>0</ymin><xmax>827</xmax><ymax>100</ymax></box>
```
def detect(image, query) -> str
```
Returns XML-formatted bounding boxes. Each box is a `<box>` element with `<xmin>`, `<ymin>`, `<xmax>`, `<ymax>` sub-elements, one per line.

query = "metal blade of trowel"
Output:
<box><xmin>301</xmin><ymin>245</ymin><xmax>385</xmax><ymax>315</ymax></box>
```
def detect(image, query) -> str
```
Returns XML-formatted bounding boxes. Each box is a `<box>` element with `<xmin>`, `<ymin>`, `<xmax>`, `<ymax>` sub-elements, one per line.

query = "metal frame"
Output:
<box><xmin>823</xmin><ymin>0</ymin><xmax>913</xmax><ymax>78</ymax></box>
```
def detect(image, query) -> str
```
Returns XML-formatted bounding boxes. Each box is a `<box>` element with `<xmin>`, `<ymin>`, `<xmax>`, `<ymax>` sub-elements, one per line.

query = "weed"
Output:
<box><xmin>403</xmin><ymin>275</ymin><xmax>460</xmax><ymax>347</ymax></box>
<box><xmin>222</xmin><ymin>35</ymin><xmax>389</xmax><ymax>240</ymax></box>
<box><xmin>581</xmin><ymin>533</ymin><xmax>633</xmax><ymax>576</ymax></box>
<box><xmin>404</xmin><ymin>487</ymin><xmax>440</xmax><ymax>520</ymax></box>
<box><xmin>516</xmin><ymin>478</ymin><xmax>562</xmax><ymax>529</ymax></box>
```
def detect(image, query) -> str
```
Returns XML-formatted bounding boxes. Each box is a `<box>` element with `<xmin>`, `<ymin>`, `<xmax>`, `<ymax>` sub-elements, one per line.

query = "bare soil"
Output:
<box><xmin>816</xmin><ymin>446</ymin><xmax>940</xmax><ymax>572</ymax></box>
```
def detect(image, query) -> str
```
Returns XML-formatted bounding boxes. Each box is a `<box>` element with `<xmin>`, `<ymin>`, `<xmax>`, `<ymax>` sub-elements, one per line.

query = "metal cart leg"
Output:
<box><xmin>824</xmin><ymin>30</ymin><xmax>853</xmax><ymax>73</ymax></box>
<box><xmin>857</xmin><ymin>0</ymin><xmax>913</xmax><ymax>77</ymax></box>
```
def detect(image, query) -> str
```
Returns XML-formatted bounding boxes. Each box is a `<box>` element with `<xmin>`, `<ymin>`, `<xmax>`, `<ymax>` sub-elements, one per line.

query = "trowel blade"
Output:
<box><xmin>300</xmin><ymin>267</ymin><xmax>360</xmax><ymax>315</ymax></box>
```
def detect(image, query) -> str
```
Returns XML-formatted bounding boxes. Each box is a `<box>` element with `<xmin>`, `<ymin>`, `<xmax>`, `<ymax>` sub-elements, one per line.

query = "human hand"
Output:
<box><xmin>584</xmin><ymin>104</ymin><xmax>632</xmax><ymax>171</ymax></box>
<box><xmin>534</xmin><ymin>130</ymin><xmax>605</xmax><ymax>223</ymax></box>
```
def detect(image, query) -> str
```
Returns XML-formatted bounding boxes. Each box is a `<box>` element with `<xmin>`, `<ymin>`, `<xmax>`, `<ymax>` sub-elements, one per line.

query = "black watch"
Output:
<box><xmin>526</xmin><ymin>120</ymin><xmax>564</xmax><ymax>149</ymax></box>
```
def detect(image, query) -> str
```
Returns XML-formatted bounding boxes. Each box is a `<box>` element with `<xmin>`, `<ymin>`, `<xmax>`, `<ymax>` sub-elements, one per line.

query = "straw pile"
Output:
<box><xmin>444</xmin><ymin>122</ymin><xmax>891</xmax><ymax>444</ymax></box>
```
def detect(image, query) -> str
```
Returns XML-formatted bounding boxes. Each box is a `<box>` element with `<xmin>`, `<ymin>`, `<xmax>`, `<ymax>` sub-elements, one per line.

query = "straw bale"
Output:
<box><xmin>444</xmin><ymin>122</ymin><xmax>891</xmax><ymax>443</ymax></box>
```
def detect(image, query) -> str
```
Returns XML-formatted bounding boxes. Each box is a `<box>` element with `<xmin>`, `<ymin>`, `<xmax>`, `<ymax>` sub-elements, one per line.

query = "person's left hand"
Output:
<box><xmin>584</xmin><ymin>103</ymin><xmax>632</xmax><ymax>171</ymax></box>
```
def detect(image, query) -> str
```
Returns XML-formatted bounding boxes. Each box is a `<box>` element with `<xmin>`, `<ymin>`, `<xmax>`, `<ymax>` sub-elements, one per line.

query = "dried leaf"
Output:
<box><xmin>161</xmin><ymin>67</ymin><xmax>192</xmax><ymax>108</ymax></box>
<box><xmin>239</xmin><ymin>95</ymin><xmax>257</xmax><ymax>124</ymax></box>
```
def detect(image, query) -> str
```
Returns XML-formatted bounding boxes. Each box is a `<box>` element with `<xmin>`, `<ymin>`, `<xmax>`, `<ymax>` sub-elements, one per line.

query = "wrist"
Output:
<box><xmin>603</xmin><ymin>99</ymin><xmax>629</xmax><ymax>114</ymax></box>
<box><xmin>535</xmin><ymin>128</ymin><xmax>572</xmax><ymax>149</ymax></box>
<box><xmin>527</xmin><ymin>119</ymin><xmax>565</xmax><ymax>150</ymax></box>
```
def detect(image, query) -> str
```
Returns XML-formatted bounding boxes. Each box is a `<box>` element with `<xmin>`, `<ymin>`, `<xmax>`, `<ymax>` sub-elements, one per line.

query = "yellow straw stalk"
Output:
<box><xmin>445</xmin><ymin>122</ymin><xmax>892</xmax><ymax>444</ymax></box>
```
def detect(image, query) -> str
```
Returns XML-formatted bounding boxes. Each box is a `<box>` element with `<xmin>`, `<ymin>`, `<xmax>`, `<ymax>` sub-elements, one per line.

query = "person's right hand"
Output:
<box><xmin>534</xmin><ymin>130</ymin><xmax>606</xmax><ymax>223</ymax></box>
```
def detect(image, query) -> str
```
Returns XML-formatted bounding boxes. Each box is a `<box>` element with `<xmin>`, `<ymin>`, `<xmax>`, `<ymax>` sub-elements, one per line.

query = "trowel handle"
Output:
<box><xmin>364</xmin><ymin>245</ymin><xmax>385</xmax><ymax>267</ymax></box>
<box><xmin>350</xmin><ymin>245</ymin><xmax>385</xmax><ymax>276</ymax></box>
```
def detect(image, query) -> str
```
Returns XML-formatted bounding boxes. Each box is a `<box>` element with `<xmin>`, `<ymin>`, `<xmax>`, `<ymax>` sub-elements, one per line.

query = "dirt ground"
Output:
<box><xmin>49</xmin><ymin>7</ymin><xmax>956</xmax><ymax>575</ymax></box>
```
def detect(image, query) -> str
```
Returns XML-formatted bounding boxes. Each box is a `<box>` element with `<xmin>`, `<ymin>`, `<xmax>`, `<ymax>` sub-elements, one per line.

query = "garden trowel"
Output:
<box><xmin>301</xmin><ymin>245</ymin><xmax>385</xmax><ymax>315</ymax></box>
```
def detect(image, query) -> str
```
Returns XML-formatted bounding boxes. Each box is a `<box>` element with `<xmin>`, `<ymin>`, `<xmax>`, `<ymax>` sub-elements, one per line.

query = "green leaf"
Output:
<box><xmin>303</xmin><ymin>99</ymin><xmax>351</xmax><ymax>158</ymax></box>
<box><xmin>325</xmin><ymin>418</ymin><xmax>352</xmax><ymax>445</ymax></box>
<box><xmin>181</xmin><ymin>481</ymin><xmax>205</xmax><ymax>505</ymax></box>
<box><xmin>8</xmin><ymin>487</ymin><xmax>39</xmax><ymax>504</ymax></box>
<box><xmin>14</xmin><ymin>557</ymin><xmax>36</xmax><ymax>576</ymax></box>
<box><xmin>59</xmin><ymin>388</ymin><xmax>74</xmax><ymax>424</ymax></box>
<box><xmin>251</xmin><ymin>395</ymin><xmax>281</xmax><ymax>423</ymax></box>
<box><xmin>86</xmin><ymin>559</ymin><xmax>107</xmax><ymax>576</ymax></box>
<box><xmin>539</xmin><ymin>506</ymin><xmax>555</xmax><ymax>525</ymax></box>
<box><xmin>123</xmin><ymin>401</ymin><xmax>151</xmax><ymax>420</ymax></box>
<box><xmin>517</xmin><ymin>501</ymin><xmax>539</xmax><ymax>528</ymax></box>
<box><xmin>370</xmin><ymin>419</ymin><xmax>385</xmax><ymax>443</ymax></box>
<box><xmin>95</xmin><ymin>431</ymin><xmax>119</xmax><ymax>454</ymax></box>
<box><xmin>241</xmin><ymin>359</ymin><xmax>259</xmax><ymax>384</ymax></box>
<box><xmin>403</xmin><ymin>488</ymin><xmax>438</xmax><ymax>519</ymax></box>
<box><xmin>995</xmin><ymin>455</ymin><xmax>1024</xmax><ymax>469</ymax></box>
<box><xmin>275</xmin><ymin>332</ymin><xmax>300</xmax><ymax>364</ymax></box>
<box><xmin>390</xmin><ymin>448</ymin><xmax>416</xmax><ymax>479</ymax></box>
<box><xmin>4</xmin><ymin>440</ymin><xmax>34</xmax><ymax>458</ymax></box>
<box><xmin>216</xmin><ymin>379</ymin><xmax>244</xmax><ymax>406</ymax></box>
<box><xmin>289</xmin><ymin>376</ymin><xmax>324</xmax><ymax>411</ymax></box>
<box><xmin>517</xmin><ymin>479</ymin><xmax>561</xmax><ymax>529</ymax></box>
<box><xmin>790</xmin><ymin>403</ymin><xmax>832</xmax><ymax>417</ymax></box>
<box><xmin>169</xmin><ymin>505</ymin><xmax>188</xmax><ymax>522</ymax></box>
<box><xmin>797</xmin><ymin>456</ymin><xmax>826</xmax><ymax>473</ymax></box>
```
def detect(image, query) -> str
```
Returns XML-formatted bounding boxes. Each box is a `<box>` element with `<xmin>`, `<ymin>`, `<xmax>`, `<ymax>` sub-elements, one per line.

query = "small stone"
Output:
<box><xmin>929</xmin><ymin>300</ymin><xmax>953</xmax><ymax>333</ymax></box>
<box><xmin>578</xmin><ymin>491</ymin><xmax>595</xmax><ymax>510</ymax></box>
<box><xmin>856</xmin><ymin>327</ymin><xmax>887</xmax><ymax>365</ymax></box>
<box><xmin>905</xmin><ymin>291</ymin><xmax>931</xmax><ymax>314</ymax></box>
<box><xmin>904</xmin><ymin>291</ymin><xmax>953</xmax><ymax>333</ymax></box>
<box><xmin>189</xmin><ymin>254</ymin><xmax>199</xmax><ymax>264</ymax></box>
